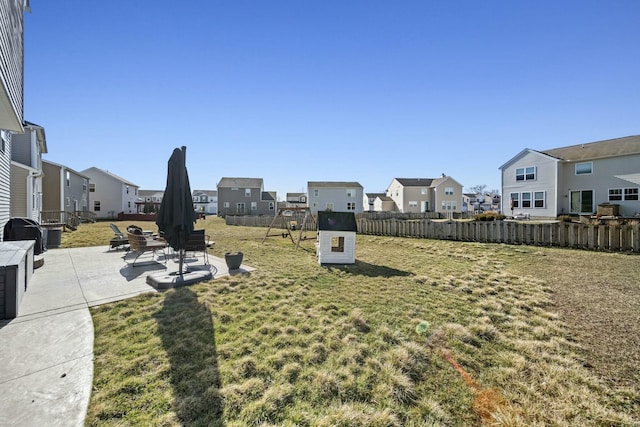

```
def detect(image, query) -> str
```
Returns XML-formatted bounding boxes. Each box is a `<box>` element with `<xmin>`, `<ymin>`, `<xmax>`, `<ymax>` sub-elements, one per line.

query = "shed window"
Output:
<box><xmin>331</xmin><ymin>236</ymin><xmax>345</xmax><ymax>252</ymax></box>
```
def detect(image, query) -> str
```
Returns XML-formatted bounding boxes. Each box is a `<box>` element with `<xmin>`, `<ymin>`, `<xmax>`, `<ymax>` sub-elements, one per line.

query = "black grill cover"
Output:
<box><xmin>3</xmin><ymin>218</ymin><xmax>46</xmax><ymax>255</ymax></box>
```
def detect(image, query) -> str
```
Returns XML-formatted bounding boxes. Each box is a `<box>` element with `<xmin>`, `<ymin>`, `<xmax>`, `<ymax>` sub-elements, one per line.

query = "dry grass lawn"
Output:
<box><xmin>63</xmin><ymin>218</ymin><xmax>639</xmax><ymax>426</ymax></box>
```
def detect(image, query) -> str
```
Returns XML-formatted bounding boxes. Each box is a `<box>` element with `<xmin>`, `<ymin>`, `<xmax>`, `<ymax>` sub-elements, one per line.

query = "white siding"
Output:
<box><xmin>9</xmin><ymin>163</ymin><xmax>27</xmax><ymax>217</ymax></box>
<box><xmin>316</xmin><ymin>230</ymin><xmax>356</xmax><ymax>264</ymax></box>
<box><xmin>501</xmin><ymin>151</ymin><xmax>559</xmax><ymax>217</ymax></box>
<box><xmin>0</xmin><ymin>133</ymin><xmax>11</xmax><ymax>240</ymax></box>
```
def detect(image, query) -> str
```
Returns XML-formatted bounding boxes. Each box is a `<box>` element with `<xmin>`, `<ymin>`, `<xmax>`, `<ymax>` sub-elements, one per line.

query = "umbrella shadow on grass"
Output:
<box><xmin>327</xmin><ymin>259</ymin><xmax>413</xmax><ymax>277</ymax></box>
<box><xmin>154</xmin><ymin>287</ymin><xmax>224</xmax><ymax>426</ymax></box>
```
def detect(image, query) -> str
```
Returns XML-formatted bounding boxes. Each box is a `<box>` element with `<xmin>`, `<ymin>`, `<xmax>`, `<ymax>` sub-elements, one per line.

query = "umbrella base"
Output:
<box><xmin>146</xmin><ymin>269</ymin><xmax>213</xmax><ymax>289</ymax></box>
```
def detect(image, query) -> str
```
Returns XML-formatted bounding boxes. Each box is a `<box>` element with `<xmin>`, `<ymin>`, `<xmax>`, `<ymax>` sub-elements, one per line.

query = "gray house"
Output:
<box><xmin>41</xmin><ymin>160</ymin><xmax>90</xmax><ymax>215</ymax></box>
<box><xmin>0</xmin><ymin>0</ymin><xmax>30</xmax><ymax>240</ymax></box>
<box><xmin>10</xmin><ymin>121</ymin><xmax>47</xmax><ymax>221</ymax></box>
<box><xmin>500</xmin><ymin>135</ymin><xmax>640</xmax><ymax>218</ymax></box>
<box><xmin>307</xmin><ymin>181</ymin><xmax>364</xmax><ymax>215</ymax></box>
<box><xmin>217</xmin><ymin>177</ymin><xmax>276</xmax><ymax>216</ymax></box>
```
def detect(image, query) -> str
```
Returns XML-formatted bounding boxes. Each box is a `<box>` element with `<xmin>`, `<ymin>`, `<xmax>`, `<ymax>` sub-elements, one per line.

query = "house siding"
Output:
<box><xmin>9</xmin><ymin>163</ymin><xmax>27</xmax><ymax>217</ymax></box>
<box><xmin>501</xmin><ymin>151</ymin><xmax>559</xmax><ymax>217</ymax></box>
<box><xmin>308</xmin><ymin>184</ymin><xmax>364</xmax><ymax>215</ymax></box>
<box><xmin>433</xmin><ymin>177</ymin><xmax>463</xmax><ymax>214</ymax></box>
<box><xmin>559</xmin><ymin>154</ymin><xmax>640</xmax><ymax>216</ymax></box>
<box><xmin>0</xmin><ymin>0</ymin><xmax>26</xmax><ymax>132</ymax></box>
<box><xmin>0</xmin><ymin>133</ymin><xmax>11</xmax><ymax>240</ymax></box>
<box><xmin>42</xmin><ymin>161</ymin><xmax>62</xmax><ymax>211</ymax></box>
<box><xmin>82</xmin><ymin>168</ymin><xmax>136</xmax><ymax>219</ymax></box>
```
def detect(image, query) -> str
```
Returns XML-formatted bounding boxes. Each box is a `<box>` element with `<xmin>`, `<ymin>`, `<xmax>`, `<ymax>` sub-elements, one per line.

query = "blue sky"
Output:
<box><xmin>24</xmin><ymin>1</ymin><xmax>640</xmax><ymax>199</ymax></box>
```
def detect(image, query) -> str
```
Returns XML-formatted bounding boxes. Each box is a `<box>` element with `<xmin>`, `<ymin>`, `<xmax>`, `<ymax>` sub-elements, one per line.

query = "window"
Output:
<box><xmin>126</xmin><ymin>185</ymin><xmax>129</xmax><ymax>194</ymax></box>
<box><xmin>223</xmin><ymin>202</ymin><xmax>229</xmax><ymax>208</ymax></box>
<box><xmin>94</xmin><ymin>201</ymin><xmax>101</xmax><ymax>211</ymax></box>
<box><xmin>575</xmin><ymin>162</ymin><xmax>593</xmax><ymax>175</ymax></box>
<box><xmin>521</xmin><ymin>192</ymin><xmax>531</xmax><ymax>208</ymax></box>
<box><xmin>609</xmin><ymin>189</ymin><xmax>622</xmax><ymax>201</ymax></box>
<box><xmin>516</xmin><ymin>166</ymin><xmax>536</xmax><ymax>181</ymax></box>
<box><xmin>331</xmin><ymin>236</ymin><xmax>345</xmax><ymax>252</ymax></box>
<box><xmin>314</xmin><ymin>189</ymin><xmax>319</xmax><ymax>197</ymax></box>
<box><xmin>534</xmin><ymin>191</ymin><xmax>545</xmax><ymax>208</ymax></box>
<box><xmin>269</xmin><ymin>202</ymin><xmax>275</xmax><ymax>211</ymax></box>
<box><xmin>128</xmin><ymin>201</ymin><xmax>131</xmax><ymax>208</ymax></box>
<box><xmin>326</xmin><ymin>203</ymin><xmax>334</xmax><ymax>211</ymax></box>
<box><xmin>347</xmin><ymin>202</ymin><xmax>356</xmax><ymax>210</ymax></box>
<box><xmin>300</xmin><ymin>196</ymin><xmax>306</xmax><ymax>203</ymax></box>
<box><xmin>510</xmin><ymin>193</ymin><xmax>519</xmax><ymax>208</ymax></box>
<box><xmin>408</xmin><ymin>201</ymin><xmax>418</xmax><ymax>208</ymax></box>
<box><xmin>83</xmin><ymin>179</ymin><xmax>87</xmax><ymax>191</ymax></box>
<box><xmin>251</xmin><ymin>202</ymin><xmax>257</xmax><ymax>211</ymax></box>
<box><xmin>89</xmin><ymin>183</ymin><xmax>95</xmax><ymax>192</ymax></box>
<box><xmin>236</xmin><ymin>203</ymin><xmax>245</xmax><ymax>214</ymax></box>
<box><xmin>66</xmin><ymin>171</ymin><xmax>70</xmax><ymax>187</ymax></box>
<box><xmin>625</xmin><ymin>188</ymin><xmax>639</xmax><ymax>200</ymax></box>
<box><xmin>421</xmin><ymin>188</ymin><xmax>428</xmax><ymax>195</ymax></box>
<box><xmin>346</xmin><ymin>189</ymin><xmax>356</xmax><ymax>198</ymax></box>
<box><xmin>66</xmin><ymin>197</ymin><xmax>70</xmax><ymax>207</ymax></box>
<box><xmin>444</xmin><ymin>187</ymin><xmax>454</xmax><ymax>195</ymax></box>
<box><xmin>441</xmin><ymin>201</ymin><xmax>457</xmax><ymax>210</ymax></box>
<box><xmin>245</xmin><ymin>188</ymin><xmax>251</xmax><ymax>197</ymax></box>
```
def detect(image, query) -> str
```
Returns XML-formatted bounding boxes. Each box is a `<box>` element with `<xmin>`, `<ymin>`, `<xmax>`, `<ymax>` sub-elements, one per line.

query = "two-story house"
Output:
<box><xmin>10</xmin><ymin>121</ymin><xmax>47</xmax><ymax>221</ymax></box>
<box><xmin>217</xmin><ymin>177</ymin><xmax>276</xmax><ymax>216</ymax></box>
<box><xmin>285</xmin><ymin>192</ymin><xmax>307</xmax><ymax>208</ymax></box>
<box><xmin>0</xmin><ymin>0</ymin><xmax>30</xmax><ymax>240</ymax></box>
<box><xmin>81</xmin><ymin>167</ymin><xmax>139</xmax><ymax>219</ymax></box>
<box><xmin>363</xmin><ymin>192</ymin><xmax>397</xmax><ymax>212</ymax></box>
<box><xmin>500</xmin><ymin>136</ymin><xmax>640</xmax><ymax>218</ymax></box>
<box><xmin>307</xmin><ymin>181</ymin><xmax>364</xmax><ymax>214</ymax></box>
<box><xmin>41</xmin><ymin>160</ymin><xmax>90</xmax><ymax>218</ymax></box>
<box><xmin>192</xmin><ymin>190</ymin><xmax>217</xmax><ymax>215</ymax></box>
<box><xmin>386</xmin><ymin>175</ymin><xmax>463</xmax><ymax>214</ymax></box>
<box><xmin>136</xmin><ymin>190</ymin><xmax>164</xmax><ymax>214</ymax></box>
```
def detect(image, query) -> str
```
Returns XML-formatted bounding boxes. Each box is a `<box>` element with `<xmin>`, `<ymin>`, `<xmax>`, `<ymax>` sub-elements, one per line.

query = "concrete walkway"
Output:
<box><xmin>0</xmin><ymin>246</ymin><xmax>251</xmax><ymax>427</ymax></box>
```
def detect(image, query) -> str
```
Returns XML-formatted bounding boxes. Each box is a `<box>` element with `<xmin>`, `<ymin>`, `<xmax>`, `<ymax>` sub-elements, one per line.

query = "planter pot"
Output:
<box><xmin>225</xmin><ymin>252</ymin><xmax>243</xmax><ymax>270</ymax></box>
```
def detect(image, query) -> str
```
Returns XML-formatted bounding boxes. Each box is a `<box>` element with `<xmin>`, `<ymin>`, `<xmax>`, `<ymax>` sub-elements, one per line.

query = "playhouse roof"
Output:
<box><xmin>317</xmin><ymin>211</ymin><xmax>357</xmax><ymax>232</ymax></box>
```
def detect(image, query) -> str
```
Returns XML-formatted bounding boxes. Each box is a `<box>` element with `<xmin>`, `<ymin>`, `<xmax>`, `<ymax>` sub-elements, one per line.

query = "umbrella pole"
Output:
<box><xmin>179</xmin><ymin>249</ymin><xmax>185</xmax><ymax>275</ymax></box>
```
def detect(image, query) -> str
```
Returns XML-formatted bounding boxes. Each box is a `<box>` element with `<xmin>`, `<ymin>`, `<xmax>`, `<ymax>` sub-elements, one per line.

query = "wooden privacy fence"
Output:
<box><xmin>226</xmin><ymin>215</ymin><xmax>640</xmax><ymax>252</ymax></box>
<box><xmin>357</xmin><ymin>219</ymin><xmax>640</xmax><ymax>252</ymax></box>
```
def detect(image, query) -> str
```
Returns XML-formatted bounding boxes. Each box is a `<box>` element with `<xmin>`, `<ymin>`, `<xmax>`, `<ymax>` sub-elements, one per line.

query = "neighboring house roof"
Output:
<box><xmin>540</xmin><ymin>135</ymin><xmax>640</xmax><ymax>162</ymax></box>
<box><xmin>139</xmin><ymin>190</ymin><xmax>164</xmax><ymax>197</ymax></box>
<box><xmin>308</xmin><ymin>181</ymin><xmax>363</xmax><ymax>188</ymax></box>
<box><xmin>394</xmin><ymin>178</ymin><xmax>435</xmax><ymax>187</ymax></box>
<box><xmin>23</xmin><ymin>120</ymin><xmax>48</xmax><ymax>154</ymax></box>
<box><xmin>287</xmin><ymin>192</ymin><xmax>305</xmax><ymax>198</ymax></box>
<box><xmin>192</xmin><ymin>190</ymin><xmax>217</xmax><ymax>197</ymax></box>
<box><xmin>377</xmin><ymin>195</ymin><xmax>394</xmax><ymax>202</ymax></box>
<box><xmin>261</xmin><ymin>191</ymin><xmax>276</xmax><ymax>201</ymax></box>
<box><xmin>317</xmin><ymin>211</ymin><xmax>357</xmax><ymax>232</ymax></box>
<box><xmin>365</xmin><ymin>192</ymin><xmax>385</xmax><ymax>198</ymax></box>
<box><xmin>42</xmin><ymin>159</ymin><xmax>90</xmax><ymax>180</ymax></box>
<box><xmin>218</xmin><ymin>177</ymin><xmax>263</xmax><ymax>188</ymax></box>
<box><xmin>82</xmin><ymin>167</ymin><xmax>138</xmax><ymax>187</ymax></box>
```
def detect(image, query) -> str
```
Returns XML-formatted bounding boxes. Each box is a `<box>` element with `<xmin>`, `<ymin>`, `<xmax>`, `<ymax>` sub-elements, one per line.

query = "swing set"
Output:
<box><xmin>261</xmin><ymin>207</ymin><xmax>317</xmax><ymax>249</ymax></box>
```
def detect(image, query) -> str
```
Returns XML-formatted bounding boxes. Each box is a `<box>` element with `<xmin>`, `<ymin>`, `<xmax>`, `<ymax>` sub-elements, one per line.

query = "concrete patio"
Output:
<box><xmin>0</xmin><ymin>245</ymin><xmax>252</xmax><ymax>427</ymax></box>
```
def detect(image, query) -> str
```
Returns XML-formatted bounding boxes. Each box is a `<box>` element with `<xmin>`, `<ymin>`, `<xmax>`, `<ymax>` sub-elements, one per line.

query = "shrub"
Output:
<box><xmin>474</xmin><ymin>212</ymin><xmax>506</xmax><ymax>221</ymax></box>
<box><xmin>557</xmin><ymin>215</ymin><xmax>573</xmax><ymax>223</ymax></box>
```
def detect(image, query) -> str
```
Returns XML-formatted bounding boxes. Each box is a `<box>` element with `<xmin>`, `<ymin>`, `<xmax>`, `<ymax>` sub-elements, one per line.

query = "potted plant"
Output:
<box><xmin>224</xmin><ymin>251</ymin><xmax>243</xmax><ymax>270</ymax></box>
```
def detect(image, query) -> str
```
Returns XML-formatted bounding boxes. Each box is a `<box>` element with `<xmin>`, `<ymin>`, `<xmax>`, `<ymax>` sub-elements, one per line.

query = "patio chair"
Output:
<box><xmin>184</xmin><ymin>229</ymin><xmax>212</xmax><ymax>265</ymax></box>
<box><xmin>126</xmin><ymin>232</ymin><xmax>168</xmax><ymax>266</ymax></box>
<box><xmin>109</xmin><ymin>223</ymin><xmax>129</xmax><ymax>251</ymax></box>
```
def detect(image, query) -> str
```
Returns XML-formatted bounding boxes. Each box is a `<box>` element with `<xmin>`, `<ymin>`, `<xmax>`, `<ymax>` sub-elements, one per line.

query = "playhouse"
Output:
<box><xmin>316</xmin><ymin>211</ymin><xmax>357</xmax><ymax>265</ymax></box>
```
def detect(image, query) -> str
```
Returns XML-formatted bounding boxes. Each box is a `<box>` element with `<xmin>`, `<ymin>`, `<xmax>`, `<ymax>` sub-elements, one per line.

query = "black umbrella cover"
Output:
<box><xmin>156</xmin><ymin>146</ymin><xmax>196</xmax><ymax>250</ymax></box>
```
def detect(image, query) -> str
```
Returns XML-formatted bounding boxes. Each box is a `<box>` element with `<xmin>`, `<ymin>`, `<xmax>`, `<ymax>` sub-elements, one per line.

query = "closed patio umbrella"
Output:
<box><xmin>156</xmin><ymin>146</ymin><xmax>195</xmax><ymax>274</ymax></box>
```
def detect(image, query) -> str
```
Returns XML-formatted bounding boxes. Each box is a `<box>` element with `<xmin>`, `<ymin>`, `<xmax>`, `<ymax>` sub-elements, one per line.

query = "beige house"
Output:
<box><xmin>386</xmin><ymin>176</ymin><xmax>463</xmax><ymax>214</ymax></box>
